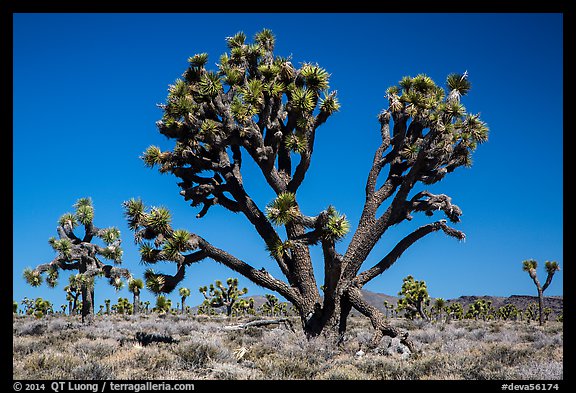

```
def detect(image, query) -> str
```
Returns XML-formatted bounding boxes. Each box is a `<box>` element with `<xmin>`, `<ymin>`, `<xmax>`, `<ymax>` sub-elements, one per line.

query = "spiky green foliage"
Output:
<box><xmin>154</xmin><ymin>295</ymin><xmax>172</xmax><ymax>313</ymax></box>
<box><xmin>123</xmin><ymin>198</ymin><xmax>146</xmax><ymax>230</ymax></box>
<box><xmin>397</xmin><ymin>275</ymin><xmax>430</xmax><ymax>320</ymax></box>
<box><xmin>319</xmin><ymin>92</ymin><xmax>340</xmax><ymax>114</ymax></box>
<box><xmin>290</xmin><ymin>87</ymin><xmax>315</xmax><ymax>113</ymax></box>
<box><xmin>266</xmin><ymin>192</ymin><xmax>299</xmax><ymax>225</ymax></box>
<box><xmin>446</xmin><ymin>72</ymin><xmax>471</xmax><ymax>101</ymax></box>
<box><xmin>23</xmin><ymin>268</ymin><xmax>42</xmax><ymax>287</ymax></box>
<box><xmin>142</xmin><ymin>146</ymin><xmax>163</xmax><ymax>168</ymax></box>
<box><xmin>188</xmin><ymin>53</ymin><xmax>209</xmax><ymax>68</ymax></box>
<box><xmin>300</xmin><ymin>63</ymin><xmax>330</xmax><ymax>92</ymax></box>
<box><xmin>26</xmin><ymin>298</ymin><xmax>53</xmax><ymax>319</ymax></box>
<box><xmin>265</xmin><ymin>238</ymin><xmax>293</xmax><ymax>259</ymax></box>
<box><xmin>46</xmin><ymin>266</ymin><xmax>59</xmax><ymax>288</ymax></box>
<box><xmin>145</xmin><ymin>207</ymin><xmax>172</xmax><ymax>234</ymax></box>
<box><xmin>74</xmin><ymin>198</ymin><xmax>94</xmax><ymax>225</ymax></box>
<box><xmin>129</xmin><ymin>278</ymin><xmax>144</xmax><ymax>294</ymax></box>
<box><xmin>284</xmin><ymin>133</ymin><xmax>308</xmax><ymax>154</ymax></box>
<box><xmin>58</xmin><ymin>213</ymin><xmax>78</xmax><ymax>228</ymax></box>
<box><xmin>545</xmin><ymin>261</ymin><xmax>560</xmax><ymax>275</ymax></box>
<box><xmin>144</xmin><ymin>269</ymin><xmax>166</xmax><ymax>295</ymax></box>
<box><xmin>101</xmin><ymin>227</ymin><xmax>121</xmax><ymax>244</ymax></box>
<box><xmin>522</xmin><ymin>259</ymin><xmax>538</xmax><ymax>272</ymax></box>
<box><xmin>322</xmin><ymin>206</ymin><xmax>350</xmax><ymax>241</ymax></box>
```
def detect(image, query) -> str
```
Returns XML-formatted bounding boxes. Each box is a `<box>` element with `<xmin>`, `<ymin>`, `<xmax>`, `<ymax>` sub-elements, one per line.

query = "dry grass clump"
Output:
<box><xmin>13</xmin><ymin>314</ymin><xmax>562</xmax><ymax>380</ymax></box>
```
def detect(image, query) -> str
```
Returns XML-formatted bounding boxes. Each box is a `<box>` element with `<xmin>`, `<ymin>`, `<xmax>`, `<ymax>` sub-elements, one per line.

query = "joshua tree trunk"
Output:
<box><xmin>181</xmin><ymin>297</ymin><xmax>186</xmax><ymax>315</ymax></box>
<box><xmin>133</xmin><ymin>293</ymin><xmax>140</xmax><ymax>315</ymax></box>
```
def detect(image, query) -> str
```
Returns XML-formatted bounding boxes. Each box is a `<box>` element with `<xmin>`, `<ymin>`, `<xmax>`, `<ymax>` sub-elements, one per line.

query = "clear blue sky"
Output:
<box><xmin>13</xmin><ymin>13</ymin><xmax>563</xmax><ymax>310</ymax></box>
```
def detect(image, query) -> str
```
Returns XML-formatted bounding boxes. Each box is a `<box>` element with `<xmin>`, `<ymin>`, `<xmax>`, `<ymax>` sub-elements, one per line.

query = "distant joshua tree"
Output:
<box><xmin>464</xmin><ymin>299</ymin><xmax>491</xmax><ymax>320</ymax></box>
<box><xmin>179</xmin><ymin>287</ymin><xmax>191</xmax><ymax>314</ymax></box>
<box><xmin>233</xmin><ymin>297</ymin><xmax>256</xmax><ymax>316</ymax></box>
<box><xmin>128</xmin><ymin>278</ymin><xmax>144</xmax><ymax>314</ymax></box>
<box><xmin>104</xmin><ymin>299</ymin><xmax>111</xmax><ymax>315</ymax></box>
<box><xmin>154</xmin><ymin>295</ymin><xmax>172</xmax><ymax>314</ymax></box>
<box><xmin>22</xmin><ymin>198</ymin><xmax>131</xmax><ymax>323</ymax></box>
<box><xmin>261</xmin><ymin>293</ymin><xmax>285</xmax><ymax>316</ymax></box>
<box><xmin>383</xmin><ymin>300</ymin><xmax>395</xmax><ymax>318</ymax></box>
<box><xmin>199</xmin><ymin>278</ymin><xmax>248</xmax><ymax>317</ymax></box>
<box><xmin>13</xmin><ymin>300</ymin><xmax>18</xmax><ymax>314</ymax></box>
<box><xmin>432</xmin><ymin>298</ymin><xmax>446</xmax><ymax>322</ymax></box>
<box><xmin>497</xmin><ymin>304</ymin><xmax>519</xmax><ymax>321</ymax></box>
<box><xmin>444</xmin><ymin>302</ymin><xmax>464</xmax><ymax>322</ymax></box>
<box><xmin>397</xmin><ymin>275</ymin><xmax>431</xmax><ymax>321</ymax></box>
<box><xmin>522</xmin><ymin>259</ymin><xmax>560</xmax><ymax>326</ymax></box>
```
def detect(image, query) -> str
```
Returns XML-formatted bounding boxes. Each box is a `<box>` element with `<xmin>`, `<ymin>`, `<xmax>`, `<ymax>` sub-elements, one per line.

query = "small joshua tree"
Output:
<box><xmin>433</xmin><ymin>298</ymin><xmax>446</xmax><ymax>322</ymax></box>
<box><xmin>260</xmin><ymin>293</ymin><xmax>284</xmax><ymax>316</ymax></box>
<box><xmin>464</xmin><ymin>299</ymin><xmax>491</xmax><ymax>320</ymax></box>
<box><xmin>64</xmin><ymin>275</ymin><xmax>82</xmax><ymax>316</ymax></box>
<box><xmin>383</xmin><ymin>300</ymin><xmax>395</xmax><ymax>319</ymax></box>
<box><xmin>22</xmin><ymin>198</ymin><xmax>131</xmax><ymax>323</ymax></box>
<box><xmin>397</xmin><ymin>275</ymin><xmax>431</xmax><ymax>321</ymax></box>
<box><xmin>233</xmin><ymin>297</ymin><xmax>256</xmax><ymax>316</ymax></box>
<box><xmin>27</xmin><ymin>298</ymin><xmax>53</xmax><ymax>319</ymax></box>
<box><xmin>154</xmin><ymin>295</ymin><xmax>172</xmax><ymax>314</ymax></box>
<box><xmin>128</xmin><ymin>278</ymin><xmax>144</xmax><ymax>314</ymax></box>
<box><xmin>444</xmin><ymin>302</ymin><xmax>463</xmax><ymax>322</ymax></box>
<box><xmin>179</xmin><ymin>287</ymin><xmax>191</xmax><ymax>314</ymax></box>
<box><xmin>497</xmin><ymin>304</ymin><xmax>519</xmax><ymax>321</ymax></box>
<box><xmin>522</xmin><ymin>259</ymin><xmax>560</xmax><ymax>326</ymax></box>
<box><xmin>13</xmin><ymin>300</ymin><xmax>18</xmax><ymax>314</ymax></box>
<box><xmin>199</xmin><ymin>278</ymin><xmax>248</xmax><ymax>316</ymax></box>
<box><xmin>104</xmin><ymin>299</ymin><xmax>111</xmax><ymax>315</ymax></box>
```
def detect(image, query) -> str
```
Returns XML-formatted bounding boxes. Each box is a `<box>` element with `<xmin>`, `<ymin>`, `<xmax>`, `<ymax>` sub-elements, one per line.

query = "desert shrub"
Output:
<box><xmin>317</xmin><ymin>363</ymin><xmax>370</xmax><ymax>380</ymax></box>
<box><xmin>255</xmin><ymin>352</ymin><xmax>321</xmax><ymax>379</ymax></box>
<box><xmin>71</xmin><ymin>362</ymin><xmax>115</xmax><ymax>380</ymax></box>
<box><xmin>17</xmin><ymin>320</ymin><xmax>47</xmax><ymax>336</ymax></box>
<box><xmin>71</xmin><ymin>338</ymin><xmax>119</xmax><ymax>358</ymax></box>
<box><xmin>175</xmin><ymin>336</ymin><xmax>233</xmax><ymax>369</ymax></box>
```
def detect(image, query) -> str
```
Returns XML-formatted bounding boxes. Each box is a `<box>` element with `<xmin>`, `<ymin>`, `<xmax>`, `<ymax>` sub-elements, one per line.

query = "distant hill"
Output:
<box><xmin>357</xmin><ymin>289</ymin><xmax>563</xmax><ymax>317</ymax></box>
<box><xmin>191</xmin><ymin>289</ymin><xmax>563</xmax><ymax>317</ymax></box>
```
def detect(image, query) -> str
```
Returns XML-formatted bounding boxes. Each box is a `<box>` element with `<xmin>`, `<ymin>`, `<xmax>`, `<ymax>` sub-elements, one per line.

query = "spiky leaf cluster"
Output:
<box><xmin>545</xmin><ymin>261</ymin><xmax>560</xmax><ymax>275</ymax></box>
<box><xmin>128</xmin><ymin>278</ymin><xmax>144</xmax><ymax>294</ymax></box>
<box><xmin>322</xmin><ymin>206</ymin><xmax>350</xmax><ymax>241</ymax></box>
<box><xmin>384</xmin><ymin>72</ymin><xmax>489</xmax><ymax>184</ymax></box>
<box><xmin>266</xmin><ymin>192</ymin><xmax>299</xmax><ymax>226</ymax></box>
<box><xmin>145</xmin><ymin>269</ymin><xmax>166</xmax><ymax>295</ymax></box>
<box><xmin>144</xmin><ymin>29</ymin><xmax>339</xmax><ymax>222</ymax></box>
<box><xmin>124</xmin><ymin>200</ymin><xmax>198</xmax><ymax>266</ymax></box>
<box><xmin>23</xmin><ymin>268</ymin><xmax>43</xmax><ymax>287</ymax></box>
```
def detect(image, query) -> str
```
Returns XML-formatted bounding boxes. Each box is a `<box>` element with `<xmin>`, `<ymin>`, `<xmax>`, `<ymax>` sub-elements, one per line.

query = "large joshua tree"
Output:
<box><xmin>522</xmin><ymin>259</ymin><xmax>560</xmax><ymax>326</ymax></box>
<box><xmin>125</xmin><ymin>29</ymin><xmax>488</xmax><ymax>350</ymax></box>
<box><xmin>23</xmin><ymin>198</ymin><xmax>131</xmax><ymax>323</ymax></box>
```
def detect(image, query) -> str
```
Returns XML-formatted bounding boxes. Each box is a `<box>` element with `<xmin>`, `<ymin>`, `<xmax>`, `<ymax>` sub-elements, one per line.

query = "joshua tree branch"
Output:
<box><xmin>197</xmin><ymin>237</ymin><xmax>302</xmax><ymax>308</ymax></box>
<box><xmin>356</xmin><ymin>220</ymin><xmax>465</xmax><ymax>286</ymax></box>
